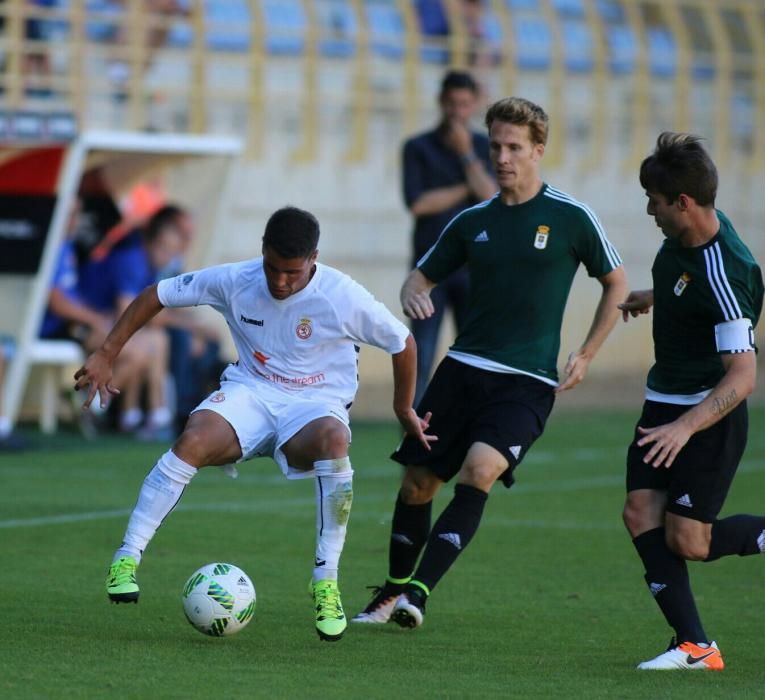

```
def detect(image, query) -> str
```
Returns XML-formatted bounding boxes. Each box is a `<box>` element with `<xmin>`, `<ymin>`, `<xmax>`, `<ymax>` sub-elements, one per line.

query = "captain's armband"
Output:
<box><xmin>715</xmin><ymin>318</ymin><xmax>755</xmax><ymax>354</ymax></box>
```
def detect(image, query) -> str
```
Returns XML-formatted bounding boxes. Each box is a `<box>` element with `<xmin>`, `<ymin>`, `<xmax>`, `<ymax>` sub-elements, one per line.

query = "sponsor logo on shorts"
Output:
<box><xmin>296</xmin><ymin>318</ymin><xmax>313</xmax><ymax>340</ymax></box>
<box><xmin>674</xmin><ymin>272</ymin><xmax>691</xmax><ymax>296</ymax></box>
<box><xmin>210</xmin><ymin>392</ymin><xmax>226</xmax><ymax>403</ymax></box>
<box><xmin>534</xmin><ymin>225</ymin><xmax>550</xmax><ymax>250</ymax></box>
<box><xmin>675</xmin><ymin>493</ymin><xmax>693</xmax><ymax>508</ymax></box>
<box><xmin>509</xmin><ymin>445</ymin><xmax>522</xmax><ymax>460</ymax></box>
<box><xmin>473</xmin><ymin>230</ymin><xmax>489</xmax><ymax>242</ymax></box>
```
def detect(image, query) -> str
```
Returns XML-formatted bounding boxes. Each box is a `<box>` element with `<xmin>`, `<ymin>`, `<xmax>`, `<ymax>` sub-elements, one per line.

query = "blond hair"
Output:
<box><xmin>484</xmin><ymin>97</ymin><xmax>549</xmax><ymax>145</ymax></box>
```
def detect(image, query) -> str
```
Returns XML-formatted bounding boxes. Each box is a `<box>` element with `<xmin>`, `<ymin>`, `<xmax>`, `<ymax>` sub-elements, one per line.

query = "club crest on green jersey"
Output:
<box><xmin>674</xmin><ymin>272</ymin><xmax>691</xmax><ymax>296</ymax></box>
<box><xmin>534</xmin><ymin>225</ymin><xmax>550</xmax><ymax>250</ymax></box>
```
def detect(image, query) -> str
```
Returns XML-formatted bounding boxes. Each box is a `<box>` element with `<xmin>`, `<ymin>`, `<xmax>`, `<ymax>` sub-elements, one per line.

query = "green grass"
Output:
<box><xmin>1</xmin><ymin>408</ymin><xmax>765</xmax><ymax>699</ymax></box>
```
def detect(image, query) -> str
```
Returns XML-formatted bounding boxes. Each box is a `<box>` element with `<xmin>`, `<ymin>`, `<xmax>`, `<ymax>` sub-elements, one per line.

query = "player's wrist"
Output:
<box><xmin>460</xmin><ymin>151</ymin><xmax>478</xmax><ymax>166</ymax></box>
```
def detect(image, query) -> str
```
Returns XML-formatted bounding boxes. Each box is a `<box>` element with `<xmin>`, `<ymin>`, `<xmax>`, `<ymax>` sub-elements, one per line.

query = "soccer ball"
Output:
<box><xmin>181</xmin><ymin>563</ymin><xmax>256</xmax><ymax>637</ymax></box>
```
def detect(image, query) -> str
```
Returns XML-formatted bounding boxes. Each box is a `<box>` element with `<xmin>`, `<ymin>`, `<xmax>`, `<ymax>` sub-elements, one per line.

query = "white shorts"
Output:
<box><xmin>192</xmin><ymin>380</ymin><xmax>351</xmax><ymax>480</ymax></box>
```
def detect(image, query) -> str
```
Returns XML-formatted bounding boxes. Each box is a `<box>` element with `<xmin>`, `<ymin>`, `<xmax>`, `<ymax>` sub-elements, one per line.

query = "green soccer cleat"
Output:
<box><xmin>310</xmin><ymin>579</ymin><xmax>346</xmax><ymax>641</ymax></box>
<box><xmin>106</xmin><ymin>556</ymin><xmax>140</xmax><ymax>604</ymax></box>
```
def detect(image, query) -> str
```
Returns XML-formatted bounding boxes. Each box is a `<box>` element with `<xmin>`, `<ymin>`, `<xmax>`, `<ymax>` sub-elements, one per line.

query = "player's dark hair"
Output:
<box><xmin>144</xmin><ymin>204</ymin><xmax>186</xmax><ymax>244</ymax></box>
<box><xmin>439</xmin><ymin>70</ymin><xmax>479</xmax><ymax>98</ymax></box>
<box><xmin>485</xmin><ymin>97</ymin><xmax>549</xmax><ymax>145</ymax></box>
<box><xmin>639</xmin><ymin>132</ymin><xmax>717</xmax><ymax>206</ymax></box>
<box><xmin>262</xmin><ymin>206</ymin><xmax>320</xmax><ymax>259</ymax></box>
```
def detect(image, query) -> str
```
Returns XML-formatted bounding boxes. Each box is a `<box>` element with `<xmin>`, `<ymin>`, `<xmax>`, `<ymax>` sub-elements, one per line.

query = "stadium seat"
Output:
<box><xmin>594</xmin><ymin>0</ymin><xmax>625</xmax><ymax>24</ymax></box>
<box><xmin>316</xmin><ymin>0</ymin><xmax>357</xmax><ymax>58</ymax></box>
<box><xmin>365</xmin><ymin>1</ymin><xmax>405</xmax><ymax>60</ymax></box>
<box><xmin>416</xmin><ymin>0</ymin><xmax>449</xmax><ymax>64</ymax></box>
<box><xmin>561</xmin><ymin>19</ymin><xmax>593</xmax><ymax>73</ymax></box>
<box><xmin>28</xmin><ymin>339</ymin><xmax>84</xmax><ymax>434</ymax></box>
<box><xmin>204</xmin><ymin>0</ymin><xmax>251</xmax><ymax>52</ymax></box>
<box><xmin>261</xmin><ymin>0</ymin><xmax>307</xmax><ymax>56</ymax></box>
<box><xmin>513</xmin><ymin>16</ymin><xmax>552</xmax><ymax>71</ymax></box>
<box><xmin>646</xmin><ymin>26</ymin><xmax>676</xmax><ymax>78</ymax></box>
<box><xmin>606</xmin><ymin>24</ymin><xmax>637</xmax><ymax>74</ymax></box>
<box><xmin>552</xmin><ymin>0</ymin><xmax>586</xmax><ymax>19</ymax></box>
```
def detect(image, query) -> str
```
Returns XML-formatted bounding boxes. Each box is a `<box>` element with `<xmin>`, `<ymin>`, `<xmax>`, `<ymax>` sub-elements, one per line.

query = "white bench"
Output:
<box><xmin>28</xmin><ymin>339</ymin><xmax>84</xmax><ymax>434</ymax></box>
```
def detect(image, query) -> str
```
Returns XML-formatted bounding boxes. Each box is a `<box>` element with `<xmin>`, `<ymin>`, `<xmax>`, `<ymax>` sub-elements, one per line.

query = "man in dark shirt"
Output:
<box><xmin>402</xmin><ymin>70</ymin><xmax>496</xmax><ymax>402</ymax></box>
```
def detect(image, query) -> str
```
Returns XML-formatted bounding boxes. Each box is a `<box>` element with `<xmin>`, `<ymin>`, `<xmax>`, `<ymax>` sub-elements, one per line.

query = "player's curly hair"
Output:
<box><xmin>639</xmin><ymin>132</ymin><xmax>718</xmax><ymax>206</ymax></box>
<box><xmin>484</xmin><ymin>97</ymin><xmax>549</xmax><ymax>145</ymax></box>
<box><xmin>262</xmin><ymin>206</ymin><xmax>320</xmax><ymax>258</ymax></box>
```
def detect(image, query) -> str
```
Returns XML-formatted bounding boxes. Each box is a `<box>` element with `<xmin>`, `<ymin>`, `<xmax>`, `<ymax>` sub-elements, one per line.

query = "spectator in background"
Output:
<box><xmin>78</xmin><ymin>210</ymin><xmax>183</xmax><ymax>439</ymax></box>
<box><xmin>402</xmin><ymin>70</ymin><xmax>495</xmax><ymax>403</ymax></box>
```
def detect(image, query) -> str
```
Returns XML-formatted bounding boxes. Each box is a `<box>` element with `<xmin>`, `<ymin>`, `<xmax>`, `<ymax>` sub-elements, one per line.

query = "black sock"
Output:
<box><xmin>706</xmin><ymin>514</ymin><xmax>765</xmax><ymax>561</ymax></box>
<box><xmin>388</xmin><ymin>494</ymin><xmax>432</xmax><ymax>583</ymax></box>
<box><xmin>632</xmin><ymin>527</ymin><xmax>707</xmax><ymax>644</ymax></box>
<box><xmin>411</xmin><ymin>483</ymin><xmax>488</xmax><ymax>594</ymax></box>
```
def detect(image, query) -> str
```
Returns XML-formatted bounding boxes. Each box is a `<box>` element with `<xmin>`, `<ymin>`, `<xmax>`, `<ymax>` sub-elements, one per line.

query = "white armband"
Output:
<box><xmin>714</xmin><ymin>318</ymin><xmax>755</xmax><ymax>353</ymax></box>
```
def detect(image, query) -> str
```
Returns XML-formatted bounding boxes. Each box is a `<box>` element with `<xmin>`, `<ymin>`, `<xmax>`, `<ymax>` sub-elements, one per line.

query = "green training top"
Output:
<box><xmin>418</xmin><ymin>184</ymin><xmax>622</xmax><ymax>384</ymax></box>
<box><xmin>647</xmin><ymin>210</ymin><xmax>763</xmax><ymax>400</ymax></box>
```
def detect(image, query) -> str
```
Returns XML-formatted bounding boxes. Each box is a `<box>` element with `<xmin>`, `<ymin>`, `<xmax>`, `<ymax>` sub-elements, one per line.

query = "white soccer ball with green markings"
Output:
<box><xmin>182</xmin><ymin>563</ymin><xmax>256</xmax><ymax>637</ymax></box>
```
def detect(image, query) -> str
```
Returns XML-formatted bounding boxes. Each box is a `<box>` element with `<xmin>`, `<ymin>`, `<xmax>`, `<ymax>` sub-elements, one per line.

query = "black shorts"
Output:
<box><xmin>391</xmin><ymin>356</ymin><xmax>555</xmax><ymax>488</ymax></box>
<box><xmin>626</xmin><ymin>400</ymin><xmax>748</xmax><ymax>523</ymax></box>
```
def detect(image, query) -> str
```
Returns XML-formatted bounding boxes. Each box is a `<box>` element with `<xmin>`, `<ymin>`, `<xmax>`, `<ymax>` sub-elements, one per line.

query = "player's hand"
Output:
<box><xmin>555</xmin><ymin>349</ymin><xmax>591</xmax><ymax>393</ymax></box>
<box><xmin>637</xmin><ymin>420</ymin><xmax>692</xmax><ymax>468</ymax></box>
<box><xmin>397</xmin><ymin>408</ymin><xmax>438</xmax><ymax>451</ymax></box>
<box><xmin>73</xmin><ymin>349</ymin><xmax>120</xmax><ymax>410</ymax></box>
<box><xmin>619</xmin><ymin>289</ymin><xmax>654</xmax><ymax>322</ymax></box>
<box><xmin>401</xmin><ymin>289</ymin><xmax>435</xmax><ymax>320</ymax></box>
<box><xmin>443</xmin><ymin>120</ymin><xmax>473</xmax><ymax>157</ymax></box>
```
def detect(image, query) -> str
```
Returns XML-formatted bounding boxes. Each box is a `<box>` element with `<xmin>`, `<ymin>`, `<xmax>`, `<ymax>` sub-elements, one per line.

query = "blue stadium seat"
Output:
<box><xmin>416</xmin><ymin>0</ymin><xmax>449</xmax><ymax>64</ymax></box>
<box><xmin>606</xmin><ymin>24</ymin><xmax>637</xmax><ymax>74</ymax></box>
<box><xmin>204</xmin><ymin>1</ymin><xmax>251</xmax><ymax>52</ymax></box>
<box><xmin>261</xmin><ymin>0</ymin><xmax>307</xmax><ymax>55</ymax></box>
<box><xmin>594</xmin><ymin>0</ymin><xmax>625</xmax><ymax>24</ymax></box>
<box><xmin>504</xmin><ymin>0</ymin><xmax>539</xmax><ymax>10</ymax></box>
<box><xmin>552</xmin><ymin>0</ymin><xmax>586</xmax><ymax>19</ymax></box>
<box><xmin>316</xmin><ymin>0</ymin><xmax>357</xmax><ymax>58</ymax></box>
<box><xmin>646</xmin><ymin>27</ymin><xmax>676</xmax><ymax>77</ymax></box>
<box><xmin>365</xmin><ymin>1</ymin><xmax>404</xmax><ymax>59</ymax></box>
<box><xmin>84</xmin><ymin>0</ymin><xmax>123</xmax><ymax>42</ymax></box>
<box><xmin>513</xmin><ymin>16</ymin><xmax>552</xmax><ymax>70</ymax></box>
<box><xmin>561</xmin><ymin>20</ymin><xmax>593</xmax><ymax>73</ymax></box>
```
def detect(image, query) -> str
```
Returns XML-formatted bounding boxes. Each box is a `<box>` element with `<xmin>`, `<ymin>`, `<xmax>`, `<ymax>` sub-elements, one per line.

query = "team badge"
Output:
<box><xmin>296</xmin><ymin>318</ymin><xmax>313</xmax><ymax>340</ymax></box>
<box><xmin>210</xmin><ymin>392</ymin><xmax>226</xmax><ymax>403</ymax></box>
<box><xmin>533</xmin><ymin>225</ymin><xmax>550</xmax><ymax>250</ymax></box>
<box><xmin>674</xmin><ymin>272</ymin><xmax>691</xmax><ymax>296</ymax></box>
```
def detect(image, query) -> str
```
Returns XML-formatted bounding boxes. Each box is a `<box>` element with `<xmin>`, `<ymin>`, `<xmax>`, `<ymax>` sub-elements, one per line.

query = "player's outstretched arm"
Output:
<box><xmin>557</xmin><ymin>266</ymin><xmax>628</xmax><ymax>393</ymax></box>
<box><xmin>638</xmin><ymin>351</ymin><xmax>756</xmax><ymax>468</ymax></box>
<box><xmin>74</xmin><ymin>284</ymin><xmax>165</xmax><ymax>409</ymax></box>
<box><xmin>391</xmin><ymin>334</ymin><xmax>438</xmax><ymax>450</ymax></box>
<box><xmin>400</xmin><ymin>268</ymin><xmax>437</xmax><ymax>320</ymax></box>
<box><xmin>618</xmin><ymin>288</ymin><xmax>654</xmax><ymax>322</ymax></box>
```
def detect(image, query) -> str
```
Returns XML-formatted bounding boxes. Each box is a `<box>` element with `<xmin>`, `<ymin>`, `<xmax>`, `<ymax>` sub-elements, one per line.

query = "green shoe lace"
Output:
<box><xmin>312</xmin><ymin>579</ymin><xmax>346</xmax><ymax>640</ymax></box>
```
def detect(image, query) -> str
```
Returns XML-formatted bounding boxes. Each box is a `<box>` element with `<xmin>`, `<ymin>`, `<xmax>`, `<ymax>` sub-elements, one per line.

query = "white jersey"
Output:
<box><xmin>157</xmin><ymin>259</ymin><xmax>409</xmax><ymax>408</ymax></box>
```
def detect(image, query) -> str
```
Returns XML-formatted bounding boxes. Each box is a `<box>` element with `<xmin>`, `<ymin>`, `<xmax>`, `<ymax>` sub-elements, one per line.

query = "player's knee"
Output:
<box><xmin>313</xmin><ymin>421</ymin><xmax>349</xmax><ymax>458</ymax></box>
<box><xmin>622</xmin><ymin>498</ymin><xmax>647</xmax><ymax>536</ymax></box>
<box><xmin>459</xmin><ymin>462</ymin><xmax>500</xmax><ymax>492</ymax></box>
<box><xmin>666</xmin><ymin>532</ymin><xmax>709</xmax><ymax>561</ymax></box>
<box><xmin>400</xmin><ymin>470</ymin><xmax>438</xmax><ymax>505</ymax></box>
<box><xmin>173</xmin><ymin>428</ymin><xmax>212</xmax><ymax>465</ymax></box>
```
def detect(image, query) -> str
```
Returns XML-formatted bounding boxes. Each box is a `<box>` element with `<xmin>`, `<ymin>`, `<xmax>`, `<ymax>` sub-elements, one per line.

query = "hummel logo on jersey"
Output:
<box><xmin>240</xmin><ymin>314</ymin><xmax>264</xmax><ymax>326</ymax></box>
<box><xmin>391</xmin><ymin>533</ymin><xmax>414</xmax><ymax>546</ymax></box>
<box><xmin>649</xmin><ymin>582</ymin><xmax>666</xmax><ymax>596</ymax></box>
<box><xmin>474</xmin><ymin>230</ymin><xmax>489</xmax><ymax>242</ymax></box>
<box><xmin>675</xmin><ymin>494</ymin><xmax>693</xmax><ymax>508</ymax></box>
<box><xmin>757</xmin><ymin>529</ymin><xmax>765</xmax><ymax>552</ymax></box>
<box><xmin>509</xmin><ymin>445</ymin><xmax>522</xmax><ymax>460</ymax></box>
<box><xmin>438</xmin><ymin>532</ymin><xmax>462</xmax><ymax>550</ymax></box>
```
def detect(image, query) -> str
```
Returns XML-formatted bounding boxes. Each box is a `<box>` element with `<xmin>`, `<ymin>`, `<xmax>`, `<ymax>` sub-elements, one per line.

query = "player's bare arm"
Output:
<box><xmin>391</xmin><ymin>334</ymin><xmax>438</xmax><ymax>451</ymax></box>
<box><xmin>400</xmin><ymin>268</ymin><xmax>437</xmax><ymax>320</ymax></box>
<box><xmin>638</xmin><ymin>351</ymin><xmax>756</xmax><ymax>469</ymax></box>
<box><xmin>556</xmin><ymin>265</ymin><xmax>628</xmax><ymax>393</ymax></box>
<box><xmin>619</xmin><ymin>288</ymin><xmax>654</xmax><ymax>321</ymax></box>
<box><xmin>74</xmin><ymin>284</ymin><xmax>165</xmax><ymax>408</ymax></box>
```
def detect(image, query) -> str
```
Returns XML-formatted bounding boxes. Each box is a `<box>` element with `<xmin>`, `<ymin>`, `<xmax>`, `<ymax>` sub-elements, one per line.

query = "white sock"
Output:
<box><xmin>120</xmin><ymin>407</ymin><xmax>143</xmax><ymax>432</ymax></box>
<box><xmin>312</xmin><ymin>457</ymin><xmax>354</xmax><ymax>583</ymax></box>
<box><xmin>114</xmin><ymin>451</ymin><xmax>197</xmax><ymax>564</ymax></box>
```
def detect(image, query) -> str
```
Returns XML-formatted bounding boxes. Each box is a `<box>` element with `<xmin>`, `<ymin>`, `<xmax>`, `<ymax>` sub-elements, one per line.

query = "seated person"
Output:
<box><xmin>78</xmin><ymin>210</ymin><xmax>184</xmax><ymax>438</ymax></box>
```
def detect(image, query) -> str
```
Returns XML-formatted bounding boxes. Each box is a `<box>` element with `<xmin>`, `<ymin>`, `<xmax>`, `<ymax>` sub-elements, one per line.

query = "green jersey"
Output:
<box><xmin>418</xmin><ymin>184</ymin><xmax>622</xmax><ymax>384</ymax></box>
<box><xmin>647</xmin><ymin>210</ymin><xmax>763</xmax><ymax>402</ymax></box>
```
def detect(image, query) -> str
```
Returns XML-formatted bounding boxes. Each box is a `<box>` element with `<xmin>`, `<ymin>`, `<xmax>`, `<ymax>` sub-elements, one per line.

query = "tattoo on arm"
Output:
<box><xmin>712</xmin><ymin>389</ymin><xmax>738</xmax><ymax>417</ymax></box>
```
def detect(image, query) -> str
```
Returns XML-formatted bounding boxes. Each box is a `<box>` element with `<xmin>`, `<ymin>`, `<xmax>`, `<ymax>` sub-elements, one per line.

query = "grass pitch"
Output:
<box><xmin>1</xmin><ymin>407</ymin><xmax>764</xmax><ymax>699</ymax></box>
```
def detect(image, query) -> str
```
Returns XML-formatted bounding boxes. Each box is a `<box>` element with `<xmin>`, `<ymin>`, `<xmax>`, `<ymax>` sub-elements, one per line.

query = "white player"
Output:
<box><xmin>76</xmin><ymin>206</ymin><xmax>435</xmax><ymax>641</ymax></box>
